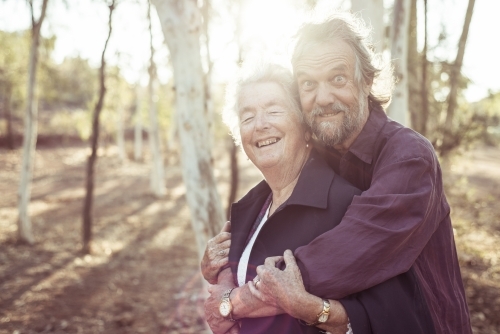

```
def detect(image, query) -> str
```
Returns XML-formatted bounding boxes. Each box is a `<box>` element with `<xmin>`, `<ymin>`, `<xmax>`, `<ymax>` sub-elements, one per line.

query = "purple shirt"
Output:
<box><xmin>296</xmin><ymin>103</ymin><xmax>472</xmax><ymax>334</ymax></box>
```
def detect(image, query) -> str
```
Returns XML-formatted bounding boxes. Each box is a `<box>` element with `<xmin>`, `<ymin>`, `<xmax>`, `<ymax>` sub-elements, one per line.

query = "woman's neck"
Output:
<box><xmin>263</xmin><ymin>147</ymin><xmax>311</xmax><ymax>215</ymax></box>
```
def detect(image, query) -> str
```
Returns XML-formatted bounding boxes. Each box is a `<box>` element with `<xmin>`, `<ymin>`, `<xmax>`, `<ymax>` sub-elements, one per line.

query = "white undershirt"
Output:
<box><xmin>237</xmin><ymin>203</ymin><xmax>271</xmax><ymax>287</ymax></box>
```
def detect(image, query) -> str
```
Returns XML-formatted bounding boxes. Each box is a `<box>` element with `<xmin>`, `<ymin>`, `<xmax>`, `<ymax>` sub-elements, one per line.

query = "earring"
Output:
<box><xmin>306</xmin><ymin>143</ymin><xmax>309</xmax><ymax>148</ymax></box>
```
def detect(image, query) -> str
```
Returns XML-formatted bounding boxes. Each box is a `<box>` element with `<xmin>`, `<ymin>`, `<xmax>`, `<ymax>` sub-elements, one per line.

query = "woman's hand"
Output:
<box><xmin>205</xmin><ymin>282</ymin><xmax>238</xmax><ymax>334</ymax></box>
<box><xmin>201</xmin><ymin>221</ymin><xmax>231</xmax><ymax>284</ymax></box>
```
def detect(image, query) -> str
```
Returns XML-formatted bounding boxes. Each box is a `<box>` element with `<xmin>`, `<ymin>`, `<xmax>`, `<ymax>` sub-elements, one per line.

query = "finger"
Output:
<box><xmin>264</xmin><ymin>256</ymin><xmax>283</xmax><ymax>268</ymax></box>
<box><xmin>283</xmin><ymin>250</ymin><xmax>298</xmax><ymax>268</ymax></box>
<box><xmin>218</xmin><ymin>239</ymin><xmax>231</xmax><ymax>253</ymax></box>
<box><xmin>216</xmin><ymin>256</ymin><xmax>229</xmax><ymax>268</ymax></box>
<box><xmin>221</xmin><ymin>221</ymin><xmax>231</xmax><ymax>233</ymax></box>
<box><xmin>212</xmin><ymin>231</ymin><xmax>231</xmax><ymax>244</ymax></box>
<box><xmin>248</xmin><ymin>281</ymin><xmax>266</xmax><ymax>301</ymax></box>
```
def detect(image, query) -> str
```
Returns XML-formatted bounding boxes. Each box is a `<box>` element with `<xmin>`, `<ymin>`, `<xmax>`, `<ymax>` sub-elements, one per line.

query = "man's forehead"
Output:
<box><xmin>294</xmin><ymin>39</ymin><xmax>355</xmax><ymax>73</ymax></box>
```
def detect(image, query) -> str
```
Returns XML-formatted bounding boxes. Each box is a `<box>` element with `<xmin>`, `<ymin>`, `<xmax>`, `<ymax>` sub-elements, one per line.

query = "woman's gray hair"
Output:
<box><xmin>291</xmin><ymin>12</ymin><xmax>394</xmax><ymax>108</ymax></box>
<box><xmin>222</xmin><ymin>63</ymin><xmax>304</xmax><ymax>146</ymax></box>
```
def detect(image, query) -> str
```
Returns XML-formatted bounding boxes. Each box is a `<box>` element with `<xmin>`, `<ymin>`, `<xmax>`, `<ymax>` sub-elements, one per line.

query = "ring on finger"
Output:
<box><xmin>218</xmin><ymin>250</ymin><xmax>225</xmax><ymax>256</ymax></box>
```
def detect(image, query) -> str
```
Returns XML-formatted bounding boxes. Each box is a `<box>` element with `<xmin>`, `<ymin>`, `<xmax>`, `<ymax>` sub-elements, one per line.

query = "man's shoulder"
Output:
<box><xmin>376</xmin><ymin>120</ymin><xmax>437</xmax><ymax>166</ymax></box>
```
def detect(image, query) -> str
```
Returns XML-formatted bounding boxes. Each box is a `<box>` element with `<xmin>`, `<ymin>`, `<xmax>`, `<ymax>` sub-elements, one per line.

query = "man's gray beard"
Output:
<box><xmin>307</xmin><ymin>94</ymin><xmax>367</xmax><ymax>148</ymax></box>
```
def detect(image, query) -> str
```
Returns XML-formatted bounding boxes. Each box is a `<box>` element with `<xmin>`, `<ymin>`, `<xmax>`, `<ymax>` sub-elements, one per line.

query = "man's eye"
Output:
<box><xmin>301</xmin><ymin>80</ymin><xmax>315</xmax><ymax>91</ymax></box>
<box><xmin>333</xmin><ymin>75</ymin><xmax>346</xmax><ymax>84</ymax></box>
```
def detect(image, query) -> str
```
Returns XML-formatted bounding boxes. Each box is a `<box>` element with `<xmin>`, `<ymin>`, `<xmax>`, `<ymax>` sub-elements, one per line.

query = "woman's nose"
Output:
<box><xmin>254</xmin><ymin>112</ymin><xmax>270</xmax><ymax>130</ymax></box>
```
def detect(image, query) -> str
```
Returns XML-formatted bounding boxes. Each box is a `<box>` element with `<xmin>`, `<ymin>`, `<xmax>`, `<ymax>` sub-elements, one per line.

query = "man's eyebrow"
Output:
<box><xmin>329</xmin><ymin>64</ymin><xmax>348</xmax><ymax>72</ymax></box>
<box><xmin>295</xmin><ymin>70</ymin><xmax>309</xmax><ymax>78</ymax></box>
<box><xmin>296</xmin><ymin>64</ymin><xmax>348</xmax><ymax>78</ymax></box>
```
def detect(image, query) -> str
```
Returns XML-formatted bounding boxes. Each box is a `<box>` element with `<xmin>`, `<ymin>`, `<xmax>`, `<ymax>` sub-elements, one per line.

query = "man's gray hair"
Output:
<box><xmin>222</xmin><ymin>63</ymin><xmax>304</xmax><ymax>146</ymax></box>
<box><xmin>292</xmin><ymin>12</ymin><xmax>394</xmax><ymax>108</ymax></box>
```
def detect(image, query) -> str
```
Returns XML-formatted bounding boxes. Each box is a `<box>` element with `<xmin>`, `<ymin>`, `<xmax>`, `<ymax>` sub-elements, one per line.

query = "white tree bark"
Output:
<box><xmin>17</xmin><ymin>0</ymin><xmax>49</xmax><ymax>244</ymax></box>
<box><xmin>351</xmin><ymin>0</ymin><xmax>385</xmax><ymax>52</ymax></box>
<box><xmin>151</xmin><ymin>0</ymin><xmax>224</xmax><ymax>259</ymax></box>
<box><xmin>116</xmin><ymin>107</ymin><xmax>126</xmax><ymax>163</ymax></box>
<box><xmin>147</xmin><ymin>79</ymin><xmax>166</xmax><ymax>197</ymax></box>
<box><xmin>134</xmin><ymin>85</ymin><xmax>143</xmax><ymax>161</ymax></box>
<box><xmin>147</xmin><ymin>1</ymin><xmax>165</xmax><ymax>197</ymax></box>
<box><xmin>387</xmin><ymin>0</ymin><xmax>410</xmax><ymax>126</ymax></box>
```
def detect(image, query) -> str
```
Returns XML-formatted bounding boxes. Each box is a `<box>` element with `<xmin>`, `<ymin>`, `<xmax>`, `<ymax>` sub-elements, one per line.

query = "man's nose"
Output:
<box><xmin>316</xmin><ymin>83</ymin><xmax>335</xmax><ymax>107</ymax></box>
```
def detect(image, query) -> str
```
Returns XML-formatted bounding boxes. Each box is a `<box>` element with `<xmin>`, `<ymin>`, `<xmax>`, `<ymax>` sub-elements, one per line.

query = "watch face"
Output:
<box><xmin>219</xmin><ymin>301</ymin><xmax>231</xmax><ymax>317</ymax></box>
<box><xmin>318</xmin><ymin>313</ymin><xmax>328</xmax><ymax>323</ymax></box>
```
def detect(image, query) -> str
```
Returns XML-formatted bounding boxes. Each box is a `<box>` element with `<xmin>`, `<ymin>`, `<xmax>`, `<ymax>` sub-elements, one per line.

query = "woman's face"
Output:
<box><xmin>238</xmin><ymin>82</ymin><xmax>306</xmax><ymax>170</ymax></box>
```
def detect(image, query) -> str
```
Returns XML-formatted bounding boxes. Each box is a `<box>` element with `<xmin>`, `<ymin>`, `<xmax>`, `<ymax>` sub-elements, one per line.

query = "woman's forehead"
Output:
<box><xmin>239</xmin><ymin>82</ymin><xmax>289</xmax><ymax>110</ymax></box>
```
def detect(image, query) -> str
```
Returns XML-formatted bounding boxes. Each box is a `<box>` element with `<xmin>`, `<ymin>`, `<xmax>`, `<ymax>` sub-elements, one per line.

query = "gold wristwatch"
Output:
<box><xmin>219</xmin><ymin>288</ymin><xmax>236</xmax><ymax>321</ymax></box>
<box><xmin>307</xmin><ymin>299</ymin><xmax>330</xmax><ymax>326</ymax></box>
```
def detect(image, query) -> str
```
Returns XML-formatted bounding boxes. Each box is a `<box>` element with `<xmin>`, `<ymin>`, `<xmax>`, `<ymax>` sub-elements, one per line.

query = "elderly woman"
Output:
<box><xmin>203</xmin><ymin>65</ymin><xmax>433</xmax><ymax>334</ymax></box>
<box><xmin>203</xmin><ymin>64</ymin><xmax>359</xmax><ymax>334</ymax></box>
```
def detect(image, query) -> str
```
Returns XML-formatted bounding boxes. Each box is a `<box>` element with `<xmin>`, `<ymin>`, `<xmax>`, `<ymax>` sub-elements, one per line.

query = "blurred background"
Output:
<box><xmin>0</xmin><ymin>0</ymin><xmax>499</xmax><ymax>333</ymax></box>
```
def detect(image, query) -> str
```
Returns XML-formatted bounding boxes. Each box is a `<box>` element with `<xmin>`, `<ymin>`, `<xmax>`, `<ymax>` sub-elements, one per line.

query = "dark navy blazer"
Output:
<box><xmin>228</xmin><ymin>149</ymin><xmax>434</xmax><ymax>334</ymax></box>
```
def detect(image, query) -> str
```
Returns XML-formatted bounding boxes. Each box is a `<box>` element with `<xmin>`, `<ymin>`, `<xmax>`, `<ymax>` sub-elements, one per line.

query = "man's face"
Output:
<box><xmin>295</xmin><ymin>40</ymin><xmax>369</xmax><ymax>148</ymax></box>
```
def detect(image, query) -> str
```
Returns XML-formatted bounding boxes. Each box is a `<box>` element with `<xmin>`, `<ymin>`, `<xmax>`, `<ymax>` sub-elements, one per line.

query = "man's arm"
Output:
<box><xmin>295</xmin><ymin>155</ymin><xmax>444</xmax><ymax>299</ymax></box>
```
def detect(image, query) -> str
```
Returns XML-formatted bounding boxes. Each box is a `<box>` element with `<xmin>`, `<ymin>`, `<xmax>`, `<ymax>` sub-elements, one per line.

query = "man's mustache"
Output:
<box><xmin>311</xmin><ymin>102</ymin><xmax>350</xmax><ymax>117</ymax></box>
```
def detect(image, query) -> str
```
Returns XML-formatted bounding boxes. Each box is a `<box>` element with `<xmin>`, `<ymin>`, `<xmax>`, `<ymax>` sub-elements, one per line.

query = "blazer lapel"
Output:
<box><xmin>228</xmin><ymin>180</ymin><xmax>271</xmax><ymax>282</ymax></box>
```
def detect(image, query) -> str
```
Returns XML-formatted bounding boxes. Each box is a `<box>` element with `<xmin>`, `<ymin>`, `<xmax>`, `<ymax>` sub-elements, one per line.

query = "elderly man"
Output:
<box><xmin>203</xmin><ymin>13</ymin><xmax>472</xmax><ymax>334</ymax></box>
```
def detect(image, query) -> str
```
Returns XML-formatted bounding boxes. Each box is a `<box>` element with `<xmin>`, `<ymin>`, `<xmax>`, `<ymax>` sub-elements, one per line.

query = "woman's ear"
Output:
<box><xmin>305</xmin><ymin>131</ymin><xmax>312</xmax><ymax>143</ymax></box>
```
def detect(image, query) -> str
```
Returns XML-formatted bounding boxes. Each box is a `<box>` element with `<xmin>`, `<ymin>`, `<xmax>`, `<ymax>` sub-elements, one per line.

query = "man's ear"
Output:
<box><xmin>362</xmin><ymin>79</ymin><xmax>372</xmax><ymax>96</ymax></box>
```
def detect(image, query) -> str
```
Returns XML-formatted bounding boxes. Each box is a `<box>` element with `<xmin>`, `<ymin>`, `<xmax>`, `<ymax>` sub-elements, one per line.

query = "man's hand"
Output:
<box><xmin>201</xmin><ymin>221</ymin><xmax>231</xmax><ymax>284</ymax></box>
<box><xmin>250</xmin><ymin>250</ymin><xmax>307</xmax><ymax>314</ymax></box>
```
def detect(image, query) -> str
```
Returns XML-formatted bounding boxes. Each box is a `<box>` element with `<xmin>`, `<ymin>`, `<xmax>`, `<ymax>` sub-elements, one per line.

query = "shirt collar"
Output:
<box><xmin>347</xmin><ymin>103</ymin><xmax>388</xmax><ymax>165</ymax></box>
<box><xmin>283</xmin><ymin>149</ymin><xmax>334</xmax><ymax>209</ymax></box>
<box><xmin>234</xmin><ymin>149</ymin><xmax>334</xmax><ymax>211</ymax></box>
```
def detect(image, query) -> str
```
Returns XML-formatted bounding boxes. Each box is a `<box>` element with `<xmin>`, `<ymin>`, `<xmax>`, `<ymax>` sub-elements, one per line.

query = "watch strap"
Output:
<box><xmin>221</xmin><ymin>288</ymin><xmax>236</xmax><ymax>322</ymax></box>
<box><xmin>306</xmin><ymin>299</ymin><xmax>330</xmax><ymax>326</ymax></box>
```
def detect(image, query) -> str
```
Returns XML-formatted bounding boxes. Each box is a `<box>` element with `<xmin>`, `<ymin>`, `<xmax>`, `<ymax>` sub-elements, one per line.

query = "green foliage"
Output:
<box><xmin>0</xmin><ymin>30</ymin><xmax>31</xmax><ymax>114</ymax></box>
<box><xmin>40</xmin><ymin>56</ymin><xmax>97</xmax><ymax>108</ymax></box>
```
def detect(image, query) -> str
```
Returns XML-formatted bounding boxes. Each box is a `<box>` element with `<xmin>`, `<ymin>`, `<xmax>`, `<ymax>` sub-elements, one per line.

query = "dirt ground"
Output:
<box><xmin>0</xmin><ymin>143</ymin><xmax>499</xmax><ymax>334</ymax></box>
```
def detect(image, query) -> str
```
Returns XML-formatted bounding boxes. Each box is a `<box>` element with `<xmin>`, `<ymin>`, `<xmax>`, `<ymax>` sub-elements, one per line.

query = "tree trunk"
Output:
<box><xmin>407</xmin><ymin>0</ymin><xmax>422</xmax><ymax>133</ymax></box>
<box><xmin>3</xmin><ymin>83</ymin><xmax>15</xmax><ymax>150</ymax></box>
<box><xmin>17</xmin><ymin>0</ymin><xmax>49</xmax><ymax>245</ymax></box>
<box><xmin>134</xmin><ymin>85</ymin><xmax>143</xmax><ymax>161</ymax></box>
<box><xmin>441</xmin><ymin>0</ymin><xmax>476</xmax><ymax>155</ymax></box>
<box><xmin>227</xmin><ymin>140</ymin><xmax>238</xmax><ymax>219</ymax></box>
<box><xmin>147</xmin><ymin>0</ymin><xmax>165</xmax><ymax>197</ymax></box>
<box><xmin>420</xmin><ymin>0</ymin><xmax>429</xmax><ymax>137</ymax></box>
<box><xmin>351</xmin><ymin>0</ymin><xmax>385</xmax><ymax>52</ymax></box>
<box><xmin>151</xmin><ymin>0</ymin><xmax>224</xmax><ymax>259</ymax></box>
<box><xmin>387</xmin><ymin>0</ymin><xmax>410</xmax><ymax>126</ymax></box>
<box><xmin>201</xmin><ymin>0</ymin><xmax>215</xmax><ymax>151</ymax></box>
<box><xmin>116</xmin><ymin>107</ymin><xmax>126</xmax><ymax>162</ymax></box>
<box><xmin>82</xmin><ymin>1</ymin><xmax>115</xmax><ymax>254</ymax></box>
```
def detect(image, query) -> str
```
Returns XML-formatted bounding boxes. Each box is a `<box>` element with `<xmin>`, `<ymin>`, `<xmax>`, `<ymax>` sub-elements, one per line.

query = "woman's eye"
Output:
<box><xmin>269</xmin><ymin>110</ymin><xmax>284</xmax><ymax>115</ymax></box>
<box><xmin>241</xmin><ymin>116</ymin><xmax>253</xmax><ymax>124</ymax></box>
